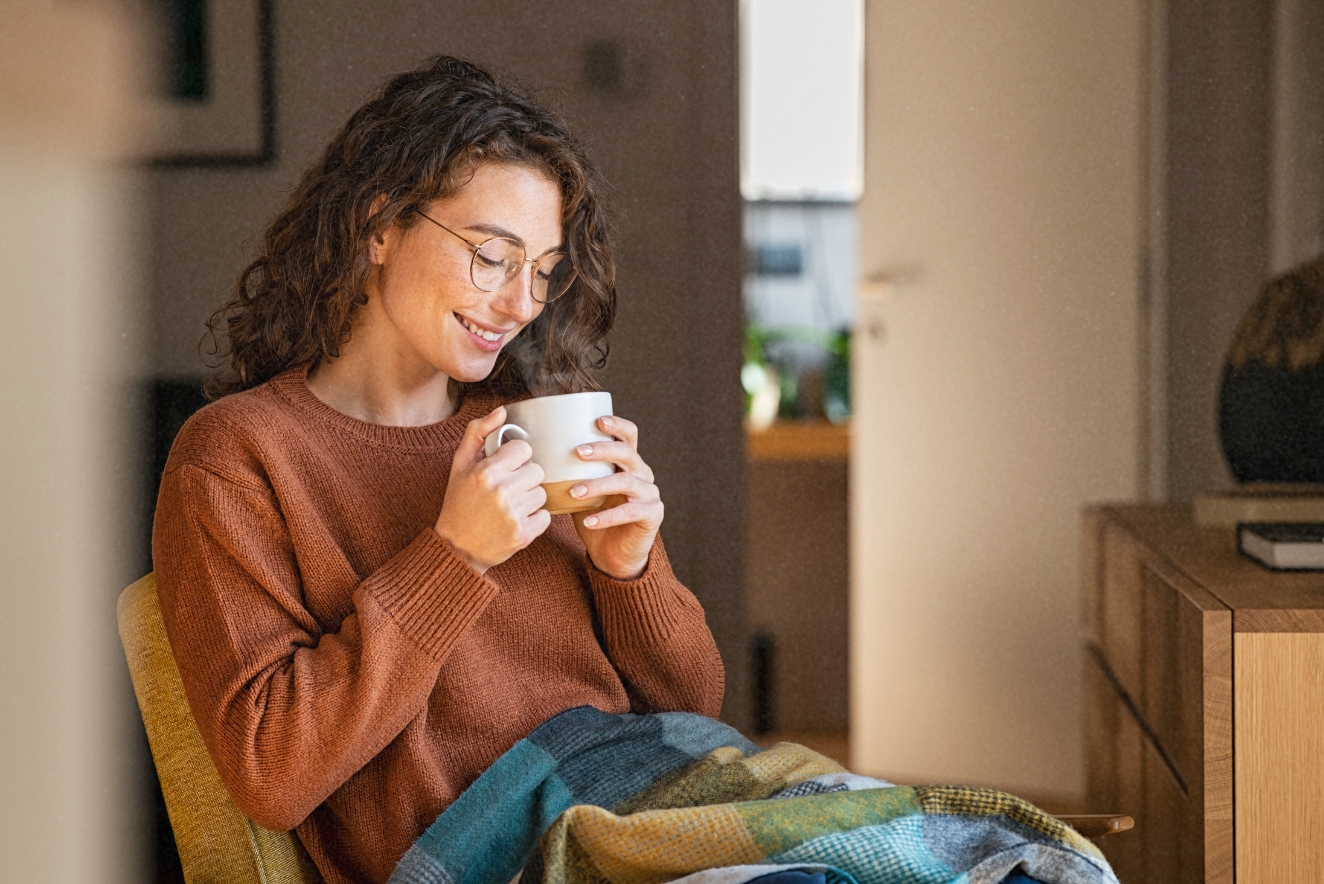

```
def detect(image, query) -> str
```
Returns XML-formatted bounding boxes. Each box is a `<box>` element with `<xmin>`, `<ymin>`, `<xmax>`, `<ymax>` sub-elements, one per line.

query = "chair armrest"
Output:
<box><xmin>1055</xmin><ymin>813</ymin><xmax>1135</xmax><ymax>839</ymax></box>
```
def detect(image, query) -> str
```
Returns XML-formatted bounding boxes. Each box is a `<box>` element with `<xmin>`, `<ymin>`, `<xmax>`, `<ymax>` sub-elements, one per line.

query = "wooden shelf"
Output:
<box><xmin>745</xmin><ymin>420</ymin><xmax>850</xmax><ymax>462</ymax></box>
<box><xmin>752</xmin><ymin>732</ymin><xmax>850</xmax><ymax>767</ymax></box>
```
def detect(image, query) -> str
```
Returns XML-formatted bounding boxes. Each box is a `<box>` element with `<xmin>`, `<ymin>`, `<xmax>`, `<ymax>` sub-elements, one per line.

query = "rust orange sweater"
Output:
<box><xmin>152</xmin><ymin>367</ymin><xmax>725</xmax><ymax>884</ymax></box>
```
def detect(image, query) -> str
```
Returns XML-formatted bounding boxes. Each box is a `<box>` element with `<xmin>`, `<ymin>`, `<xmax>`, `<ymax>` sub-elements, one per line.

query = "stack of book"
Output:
<box><xmin>1237</xmin><ymin>523</ymin><xmax>1324</xmax><ymax>571</ymax></box>
<box><xmin>1196</xmin><ymin>485</ymin><xmax>1324</xmax><ymax>571</ymax></box>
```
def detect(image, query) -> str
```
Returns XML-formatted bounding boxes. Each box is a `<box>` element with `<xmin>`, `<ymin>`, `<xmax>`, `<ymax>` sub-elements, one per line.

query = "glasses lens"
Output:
<box><xmin>533</xmin><ymin>253</ymin><xmax>576</xmax><ymax>303</ymax></box>
<box><xmin>470</xmin><ymin>238</ymin><xmax>524</xmax><ymax>291</ymax></box>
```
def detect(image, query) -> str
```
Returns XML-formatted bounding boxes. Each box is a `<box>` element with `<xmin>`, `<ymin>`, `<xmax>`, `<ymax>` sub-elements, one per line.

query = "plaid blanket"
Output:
<box><xmin>389</xmin><ymin>707</ymin><xmax>1118</xmax><ymax>884</ymax></box>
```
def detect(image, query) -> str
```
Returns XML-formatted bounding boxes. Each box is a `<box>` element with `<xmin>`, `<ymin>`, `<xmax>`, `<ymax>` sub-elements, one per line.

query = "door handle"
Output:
<box><xmin>857</xmin><ymin>265</ymin><xmax>920</xmax><ymax>340</ymax></box>
<box><xmin>857</xmin><ymin>264</ymin><xmax>922</xmax><ymax>305</ymax></box>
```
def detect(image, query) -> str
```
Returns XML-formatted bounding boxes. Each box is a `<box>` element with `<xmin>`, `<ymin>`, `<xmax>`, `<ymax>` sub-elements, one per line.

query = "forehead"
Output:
<box><xmin>431</xmin><ymin>162</ymin><xmax>563</xmax><ymax>248</ymax></box>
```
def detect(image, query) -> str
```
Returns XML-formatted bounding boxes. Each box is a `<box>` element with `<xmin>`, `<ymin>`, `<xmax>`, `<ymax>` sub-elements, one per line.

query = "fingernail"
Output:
<box><xmin>577</xmin><ymin>444</ymin><xmax>593</xmax><ymax>456</ymax></box>
<box><xmin>583</xmin><ymin>515</ymin><xmax>599</xmax><ymax>527</ymax></box>
<box><xmin>601</xmin><ymin>416</ymin><xmax>615</xmax><ymax>429</ymax></box>
<box><xmin>571</xmin><ymin>484</ymin><xmax>587</xmax><ymax>498</ymax></box>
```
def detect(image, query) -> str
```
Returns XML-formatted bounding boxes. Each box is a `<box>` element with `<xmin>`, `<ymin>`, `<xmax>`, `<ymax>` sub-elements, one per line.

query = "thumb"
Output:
<box><xmin>453</xmin><ymin>406</ymin><xmax>507</xmax><ymax>471</ymax></box>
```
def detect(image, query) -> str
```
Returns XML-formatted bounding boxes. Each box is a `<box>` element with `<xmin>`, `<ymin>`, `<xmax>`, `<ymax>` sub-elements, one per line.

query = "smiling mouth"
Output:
<box><xmin>457</xmin><ymin>314</ymin><xmax>502</xmax><ymax>341</ymax></box>
<box><xmin>455</xmin><ymin>312</ymin><xmax>516</xmax><ymax>349</ymax></box>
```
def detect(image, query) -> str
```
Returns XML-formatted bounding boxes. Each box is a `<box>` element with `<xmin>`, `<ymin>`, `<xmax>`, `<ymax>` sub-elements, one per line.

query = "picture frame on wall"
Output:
<box><xmin>148</xmin><ymin>0</ymin><xmax>274</xmax><ymax>167</ymax></box>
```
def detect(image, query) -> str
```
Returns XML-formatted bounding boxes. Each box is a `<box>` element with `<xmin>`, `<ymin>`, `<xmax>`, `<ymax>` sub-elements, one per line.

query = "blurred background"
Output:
<box><xmin>2</xmin><ymin>0</ymin><xmax>1319</xmax><ymax>880</ymax></box>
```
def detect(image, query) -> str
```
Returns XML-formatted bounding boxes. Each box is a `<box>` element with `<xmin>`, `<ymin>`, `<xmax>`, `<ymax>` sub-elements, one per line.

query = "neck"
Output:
<box><xmin>306</xmin><ymin>307</ymin><xmax>458</xmax><ymax>428</ymax></box>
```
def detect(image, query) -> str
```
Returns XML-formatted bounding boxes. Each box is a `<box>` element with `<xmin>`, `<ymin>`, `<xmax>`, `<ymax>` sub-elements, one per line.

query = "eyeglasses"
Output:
<box><xmin>418</xmin><ymin>210</ymin><xmax>577</xmax><ymax>304</ymax></box>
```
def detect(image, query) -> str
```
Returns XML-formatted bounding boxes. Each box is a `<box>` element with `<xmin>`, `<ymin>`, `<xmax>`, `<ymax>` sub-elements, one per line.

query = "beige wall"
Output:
<box><xmin>145</xmin><ymin>1</ymin><xmax>748</xmax><ymax>724</ymax></box>
<box><xmin>0</xmin><ymin>6</ymin><xmax>149</xmax><ymax>883</ymax></box>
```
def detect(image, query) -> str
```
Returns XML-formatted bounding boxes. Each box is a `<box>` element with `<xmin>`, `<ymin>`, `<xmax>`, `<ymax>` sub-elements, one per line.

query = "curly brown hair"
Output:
<box><xmin>203</xmin><ymin>56</ymin><xmax>616</xmax><ymax>400</ymax></box>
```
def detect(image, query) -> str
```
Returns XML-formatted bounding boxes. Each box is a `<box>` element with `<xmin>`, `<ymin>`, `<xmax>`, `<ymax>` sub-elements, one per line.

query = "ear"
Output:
<box><xmin>366</xmin><ymin>194</ymin><xmax>393</xmax><ymax>266</ymax></box>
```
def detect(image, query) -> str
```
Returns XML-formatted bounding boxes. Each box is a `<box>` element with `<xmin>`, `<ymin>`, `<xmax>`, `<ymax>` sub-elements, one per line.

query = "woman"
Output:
<box><xmin>153</xmin><ymin>56</ymin><xmax>724</xmax><ymax>884</ymax></box>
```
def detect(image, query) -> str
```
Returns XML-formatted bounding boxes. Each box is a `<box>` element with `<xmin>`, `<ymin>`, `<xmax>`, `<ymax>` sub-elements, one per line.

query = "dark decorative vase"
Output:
<box><xmin>1220</xmin><ymin>361</ymin><xmax>1324</xmax><ymax>482</ymax></box>
<box><xmin>1219</xmin><ymin>256</ymin><xmax>1324</xmax><ymax>482</ymax></box>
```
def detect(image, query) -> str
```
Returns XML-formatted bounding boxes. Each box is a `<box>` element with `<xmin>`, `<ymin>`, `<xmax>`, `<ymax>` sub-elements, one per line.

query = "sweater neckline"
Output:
<box><xmin>270</xmin><ymin>365</ymin><xmax>493</xmax><ymax>450</ymax></box>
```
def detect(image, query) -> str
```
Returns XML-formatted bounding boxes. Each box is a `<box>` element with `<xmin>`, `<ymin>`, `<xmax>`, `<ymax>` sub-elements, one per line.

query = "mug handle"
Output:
<box><xmin>482</xmin><ymin>423</ymin><xmax>530</xmax><ymax>458</ymax></box>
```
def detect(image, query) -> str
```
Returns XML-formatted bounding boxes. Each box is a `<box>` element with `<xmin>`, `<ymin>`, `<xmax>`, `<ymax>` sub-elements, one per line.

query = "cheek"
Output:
<box><xmin>380</xmin><ymin>267</ymin><xmax>461</xmax><ymax>324</ymax></box>
<box><xmin>380</xmin><ymin>236</ymin><xmax>468</xmax><ymax>307</ymax></box>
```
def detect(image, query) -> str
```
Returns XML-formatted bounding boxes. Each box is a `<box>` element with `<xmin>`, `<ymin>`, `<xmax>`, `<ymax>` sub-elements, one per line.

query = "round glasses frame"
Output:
<box><xmin>417</xmin><ymin>210</ymin><xmax>576</xmax><ymax>304</ymax></box>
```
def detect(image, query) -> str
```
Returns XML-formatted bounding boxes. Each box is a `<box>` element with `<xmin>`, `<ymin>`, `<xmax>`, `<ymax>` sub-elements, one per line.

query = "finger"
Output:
<box><xmin>455</xmin><ymin>406</ymin><xmax>507</xmax><ymax>469</ymax></box>
<box><xmin>525</xmin><ymin>507</ymin><xmax>553</xmax><ymax>539</ymax></box>
<box><xmin>484</xmin><ymin>438</ymin><xmax>535</xmax><ymax>471</ymax></box>
<box><xmin>598</xmin><ymin>415</ymin><xmax>639</xmax><ymax>450</ymax></box>
<box><xmin>580</xmin><ymin>499</ymin><xmax>662</xmax><ymax>530</ymax></box>
<box><xmin>473</xmin><ymin>441</ymin><xmax>534</xmax><ymax>495</ymax></box>
<box><xmin>519</xmin><ymin>483</ymin><xmax>549</xmax><ymax>516</ymax></box>
<box><xmin>512</xmin><ymin>460</ymin><xmax>546</xmax><ymax>491</ymax></box>
<box><xmin>569</xmin><ymin>471</ymin><xmax>658</xmax><ymax>504</ymax></box>
<box><xmin>576</xmin><ymin>440</ymin><xmax>652</xmax><ymax>481</ymax></box>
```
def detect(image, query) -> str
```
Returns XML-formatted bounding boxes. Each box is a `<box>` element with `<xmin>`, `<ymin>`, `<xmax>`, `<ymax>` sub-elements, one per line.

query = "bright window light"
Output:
<box><xmin>740</xmin><ymin>0</ymin><xmax>864</xmax><ymax>202</ymax></box>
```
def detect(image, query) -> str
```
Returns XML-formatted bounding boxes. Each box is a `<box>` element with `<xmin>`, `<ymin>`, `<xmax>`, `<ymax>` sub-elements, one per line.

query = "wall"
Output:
<box><xmin>145</xmin><ymin>0</ymin><xmax>747</xmax><ymax>726</ymax></box>
<box><xmin>1269</xmin><ymin>0</ymin><xmax>1324</xmax><ymax>274</ymax></box>
<box><xmin>1163</xmin><ymin>0</ymin><xmax>1275</xmax><ymax>501</ymax></box>
<box><xmin>0</xmin><ymin>5</ymin><xmax>149</xmax><ymax>883</ymax></box>
<box><xmin>1146</xmin><ymin>0</ymin><xmax>1324</xmax><ymax>501</ymax></box>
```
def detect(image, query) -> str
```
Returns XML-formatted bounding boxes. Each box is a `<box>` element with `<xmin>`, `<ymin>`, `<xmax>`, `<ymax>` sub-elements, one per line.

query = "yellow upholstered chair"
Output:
<box><xmin>120</xmin><ymin>570</ymin><xmax>1130</xmax><ymax>884</ymax></box>
<box><xmin>118</xmin><ymin>574</ymin><xmax>324</xmax><ymax>884</ymax></box>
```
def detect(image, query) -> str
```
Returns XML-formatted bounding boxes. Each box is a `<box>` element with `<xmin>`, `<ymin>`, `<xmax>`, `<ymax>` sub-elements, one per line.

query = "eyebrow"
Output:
<box><xmin>463</xmin><ymin>223</ymin><xmax>565</xmax><ymax>257</ymax></box>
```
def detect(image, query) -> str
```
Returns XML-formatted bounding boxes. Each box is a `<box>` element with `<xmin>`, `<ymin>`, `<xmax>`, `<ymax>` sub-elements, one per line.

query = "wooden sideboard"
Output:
<box><xmin>1084</xmin><ymin>504</ymin><xmax>1324</xmax><ymax>883</ymax></box>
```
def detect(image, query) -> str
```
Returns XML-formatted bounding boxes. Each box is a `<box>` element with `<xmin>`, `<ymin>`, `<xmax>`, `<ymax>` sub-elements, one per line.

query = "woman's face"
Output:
<box><xmin>366</xmin><ymin>162</ymin><xmax>564</xmax><ymax>384</ymax></box>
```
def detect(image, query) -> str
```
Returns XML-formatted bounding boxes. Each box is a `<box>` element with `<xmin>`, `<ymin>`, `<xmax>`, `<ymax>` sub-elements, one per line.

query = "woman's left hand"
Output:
<box><xmin>569</xmin><ymin>415</ymin><xmax>663</xmax><ymax>581</ymax></box>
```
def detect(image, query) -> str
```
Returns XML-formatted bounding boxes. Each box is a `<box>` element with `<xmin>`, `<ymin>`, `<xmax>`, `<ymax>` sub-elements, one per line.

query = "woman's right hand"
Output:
<box><xmin>434</xmin><ymin>406</ymin><xmax>551</xmax><ymax>574</ymax></box>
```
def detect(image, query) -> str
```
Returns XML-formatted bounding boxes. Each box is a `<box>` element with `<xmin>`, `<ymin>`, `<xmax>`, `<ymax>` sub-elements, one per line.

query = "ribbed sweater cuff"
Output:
<box><xmin>368</xmin><ymin>529</ymin><xmax>499</xmax><ymax>662</ymax></box>
<box><xmin>587</xmin><ymin>540</ymin><xmax>689</xmax><ymax>646</ymax></box>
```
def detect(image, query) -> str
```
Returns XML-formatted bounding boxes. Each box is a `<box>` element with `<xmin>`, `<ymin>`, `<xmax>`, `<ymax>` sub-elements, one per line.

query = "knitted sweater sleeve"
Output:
<box><xmin>153</xmin><ymin>462</ymin><xmax>498</xmax><ymax>832</ymax></box>
<box><xmin>586</xmin><ymin>538</ymin><xmax>725</xmax><ymax>718</ymax></box>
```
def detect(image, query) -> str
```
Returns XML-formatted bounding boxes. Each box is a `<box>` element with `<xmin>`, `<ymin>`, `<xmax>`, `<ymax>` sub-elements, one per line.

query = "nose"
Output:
<box><xmin>490</xmin><ymin>261</ymin><xmax>538</xmax><ymax>324</ymax></box>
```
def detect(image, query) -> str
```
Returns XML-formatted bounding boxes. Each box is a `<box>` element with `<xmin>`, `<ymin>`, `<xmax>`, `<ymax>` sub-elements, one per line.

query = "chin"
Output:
<box><xmin>447</xmin><ymin>355</ymin><xmax>502</xmax><ymax>385</ymax></box>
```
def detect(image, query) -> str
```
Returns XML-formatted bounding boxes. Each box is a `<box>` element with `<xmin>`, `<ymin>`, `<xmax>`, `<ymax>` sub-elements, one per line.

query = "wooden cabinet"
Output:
<box><xmin>744</xmin><ymin>421</ymin><xmax>850</xmax><ymax>734</ymax></box>
<box><xmin>1086</xmin><ymin>505</ymin><xmax>1324</xmax><ymax>883</ymax></box>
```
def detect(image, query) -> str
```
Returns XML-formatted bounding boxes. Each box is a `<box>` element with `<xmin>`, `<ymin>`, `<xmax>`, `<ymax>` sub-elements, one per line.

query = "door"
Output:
<box><xmin>851</xmin><ymin>1</ymin><xmax>1145</xmax><ymax>800</ymax></box>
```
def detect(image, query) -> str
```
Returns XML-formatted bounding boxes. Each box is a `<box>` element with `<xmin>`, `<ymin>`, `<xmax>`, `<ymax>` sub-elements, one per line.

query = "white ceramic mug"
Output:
<box><xmin>482</xmin><ymin>391</ymin><xmax>615</xmax><ymax>515</ymax></box>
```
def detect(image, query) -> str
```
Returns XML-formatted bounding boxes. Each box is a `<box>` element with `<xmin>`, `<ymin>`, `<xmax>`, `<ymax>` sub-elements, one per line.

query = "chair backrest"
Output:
<box><xmin>118</xmin><ymin>574</ymin><xmax>323</xmax><ymax>884</ymax></box>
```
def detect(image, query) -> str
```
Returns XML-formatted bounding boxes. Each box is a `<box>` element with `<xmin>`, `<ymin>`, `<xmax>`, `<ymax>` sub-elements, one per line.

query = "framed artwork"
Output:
<box><xmin>148</xmin><ymin>0</ymin><xmax>274</xmax><ymax>167</ymax></box>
